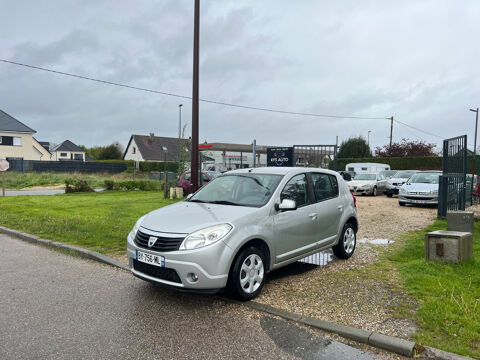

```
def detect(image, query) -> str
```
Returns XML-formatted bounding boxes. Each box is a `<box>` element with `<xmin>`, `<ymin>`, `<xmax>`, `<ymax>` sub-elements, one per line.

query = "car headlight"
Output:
<box><xmin>399</xmin><ymin>187</ymin><xmax>407</xmax><ymax>195</ymax></box>
<box><xmin>180</xmin><ymin>224</ymin><xmax>233</xmax><ymax>250</ymax></box>
<box><xmin>130</xmin><ymin>215</ymin><xmax>146</xmax><ymax>239</ymax></box>
<box><xmin>429</xmin><ymin>190</ymin><xmax>438</xmax><ymax>195</ymax></box>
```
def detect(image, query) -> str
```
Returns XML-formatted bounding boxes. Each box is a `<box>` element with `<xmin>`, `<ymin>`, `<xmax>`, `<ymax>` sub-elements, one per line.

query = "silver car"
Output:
<box><xmin>385</xmin><ymin>170</ymin><xmax>418</xmax><ymax>197</ymax></box>
<box><xmin>127</xmin><ymin>167</ymin><xmax>358</xmax><ymax>300</ymax></box>
<box><xmin>398</xmin><ymin>171</ymin><xmax>441</xmax><ymax>206</ymax></box>
<box><xmin>348</xmin><ymin>173</ymin><xmax>387</xmax><ymax>196</ymax></box>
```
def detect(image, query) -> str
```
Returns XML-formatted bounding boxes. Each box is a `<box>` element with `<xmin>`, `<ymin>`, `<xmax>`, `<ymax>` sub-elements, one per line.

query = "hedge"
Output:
<box><xmin>93</xmin><ymin>160</ymin><xmax>179</xmax><ymax>173</ymax></box>
<box><xmin>332</xmin><ymin>156</ymin><xmax>480</xmax><ymax>172</ymax></box>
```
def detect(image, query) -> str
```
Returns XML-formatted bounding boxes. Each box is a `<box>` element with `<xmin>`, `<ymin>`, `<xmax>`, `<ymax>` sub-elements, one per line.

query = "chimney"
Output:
<box><xmin>149</xmin><ymin>133</ymin><xmax>154</xmax><ymax>143</ymax></box>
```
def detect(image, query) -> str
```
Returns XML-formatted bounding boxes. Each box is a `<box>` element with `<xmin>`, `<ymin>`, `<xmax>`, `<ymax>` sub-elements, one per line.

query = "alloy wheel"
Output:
<box><xmin>343</xmin><ymin>228</ymin><xmax>356</xmax><ymax>254</ymax></box>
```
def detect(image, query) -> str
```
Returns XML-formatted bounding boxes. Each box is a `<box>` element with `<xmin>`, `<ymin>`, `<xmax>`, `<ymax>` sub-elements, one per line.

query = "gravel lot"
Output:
<box><xmin>256</xmin><ymin>195</ymin><xmax>437</xmax><ymax>345</ymax></box>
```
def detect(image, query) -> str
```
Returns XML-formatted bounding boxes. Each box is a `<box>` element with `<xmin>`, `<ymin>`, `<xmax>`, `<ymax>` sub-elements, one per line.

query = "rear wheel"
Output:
<box><xmin>228</xmin><ymin>246</ymin><xmax>266</xmax><ymax>301</ymax></box>
<box><xmin>332</xmin><ymin>222</ymin><xmax>356</xmax><ymax>259</ymax></box>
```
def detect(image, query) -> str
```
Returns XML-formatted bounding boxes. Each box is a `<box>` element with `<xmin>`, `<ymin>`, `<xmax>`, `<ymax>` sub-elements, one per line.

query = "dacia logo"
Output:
<box><xmin>148</xmin><ymin>236</ymin><xmax>158</xmax><ymax>248</ymax></box>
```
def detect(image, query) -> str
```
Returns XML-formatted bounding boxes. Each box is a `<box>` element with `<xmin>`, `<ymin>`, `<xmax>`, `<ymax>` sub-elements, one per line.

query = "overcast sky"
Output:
<box><xmin>1</xmin><ymin>0</ymin><xmax>480</xmax><ymax>152</ymax></box>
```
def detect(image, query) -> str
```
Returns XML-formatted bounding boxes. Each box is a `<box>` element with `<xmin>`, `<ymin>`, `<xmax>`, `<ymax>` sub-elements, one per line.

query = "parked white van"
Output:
<box><xmin>345</xmin><ymin>162</ymin><xmax>390</xmax><ymax>175</ymax></box>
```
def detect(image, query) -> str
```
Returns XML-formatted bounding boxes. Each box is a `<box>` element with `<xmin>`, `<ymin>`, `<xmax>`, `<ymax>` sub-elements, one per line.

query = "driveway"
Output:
<box><xmin>0</xmin><ymin>234</ymin><xmax>383</xmax><ymax>360</ymax></box>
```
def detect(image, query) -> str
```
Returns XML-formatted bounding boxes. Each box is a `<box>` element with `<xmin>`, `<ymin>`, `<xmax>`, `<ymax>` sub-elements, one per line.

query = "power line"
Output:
<box><xmin>0</xmin><ymin>58</ymin><xmax>389</xmax><ymax>120</ymax></box>
<box><xmin>393</xmin><ymin>118</ymin><xmax>445</xmax><ymax>140</ymax></box>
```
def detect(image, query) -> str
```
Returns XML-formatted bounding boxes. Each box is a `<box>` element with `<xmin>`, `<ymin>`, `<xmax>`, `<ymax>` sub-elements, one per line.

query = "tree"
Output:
<box><xmin>375</xmin><ymin>138</ymin><xmax>437</xmax><ymax>157</ymax></box>
<box><xmin>98</xmin><ymin>144</ymin><xmax>123</xmax><ymax>160</ymax></box>
<box><xmin>337</xmin><ymin>137</ymin><xmax>372</xmax><ymax>158</ymax></box>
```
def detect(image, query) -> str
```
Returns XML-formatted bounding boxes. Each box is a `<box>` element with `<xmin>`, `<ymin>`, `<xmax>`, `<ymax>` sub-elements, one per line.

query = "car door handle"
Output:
<box><xmin>337</xmin><ymin>205</ymin><xmax>343</xmax><ymax>212</ymax></box>
<box><xmin>308</xmin><ymin>213</ymin><xmax>318</xmax><ymax>220</ymax></box>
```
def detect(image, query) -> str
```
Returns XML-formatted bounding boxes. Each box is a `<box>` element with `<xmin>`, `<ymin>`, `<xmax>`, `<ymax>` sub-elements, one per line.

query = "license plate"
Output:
<box><xmin>411</xmin><ymin>199</ymin><xmax>426</xmax><ymax>204</ymax></box>
<box><xmin>136</xmin><ymin>250</ymin><xmax>165</xmax><ymax>267</ymax></box>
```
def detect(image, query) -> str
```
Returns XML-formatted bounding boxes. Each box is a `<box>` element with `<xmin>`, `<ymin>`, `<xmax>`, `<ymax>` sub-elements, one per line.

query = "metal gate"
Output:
<box><xmin>293</xmin><ymin>145</ymin><xmax>338</xmax><ymax>171</ymax></box>
<box><xmin>438</xmin><ymin>135</ymin><xmax>467</xmax><ymax>218</ymax></box>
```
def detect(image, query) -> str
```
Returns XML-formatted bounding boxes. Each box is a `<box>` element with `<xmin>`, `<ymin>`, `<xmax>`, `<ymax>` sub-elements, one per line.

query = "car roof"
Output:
<box><xmin>226</xmin><ymin>167</ymin><xmax>339</xmax><ymax>176</ymax></box>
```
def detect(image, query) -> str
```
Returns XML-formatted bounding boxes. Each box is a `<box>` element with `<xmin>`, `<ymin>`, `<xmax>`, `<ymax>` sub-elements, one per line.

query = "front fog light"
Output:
<box><xmin>187</xmin><ymin>273</ymin><xmax>198</xmax><ymax>282</ymax></box>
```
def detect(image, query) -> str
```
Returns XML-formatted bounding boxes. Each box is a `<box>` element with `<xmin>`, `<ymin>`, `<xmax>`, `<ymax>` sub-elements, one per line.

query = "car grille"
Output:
<box><xmin>134</xmin><ymin>230</ymin><xmax>184</xmax><ymax>252</ymax></box>
<box><xmin>133</xmin><ymin>260</ymin><xmax>182</xmax><ymax>284</ymax></box>
<box><xmin>403</xmin><ymin>196</ymin><xmax>435</xmax><ymax>200</ymax></box>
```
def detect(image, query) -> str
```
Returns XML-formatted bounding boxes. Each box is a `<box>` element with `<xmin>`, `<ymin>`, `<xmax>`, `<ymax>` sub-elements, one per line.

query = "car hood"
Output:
<box><xmin>349</xmin><ymin>180</ymin><xmax>375</xmax><ymax>187</ymax></box>
<box><xmin>401</xmin><ymin>183</ymin><xmax>438</xmax><ymax>193</ymax></box>
<box><xmin>389</xmin><ymin>177</ymin><xmax>410</xmax><ymax>184</ymax></box>
<box><xmin>139</xmin><ymin>201</ymin><xmax>258</xmax><ymax>234</ymax></box>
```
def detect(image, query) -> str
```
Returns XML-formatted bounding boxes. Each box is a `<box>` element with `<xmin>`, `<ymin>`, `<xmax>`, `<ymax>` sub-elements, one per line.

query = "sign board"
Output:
<box><xmin>0</xmin><ymin>159</ymin><xmax>9</xmax><ymax>172</ymax></box>
<box><xmin>267</xmin><ymin>147</ymin><xmax>293</xmax><ymax>167</ymax></box>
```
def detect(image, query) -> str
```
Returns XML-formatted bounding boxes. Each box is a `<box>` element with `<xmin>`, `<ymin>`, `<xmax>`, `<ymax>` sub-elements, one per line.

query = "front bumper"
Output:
<box><xmin>385</xmin><ymin>185</ymin><xmax>399</xmax><ymax>195</ymax></box>
<box><xmin>127</xmin><ymin>231</ymin><xmax>233</xmax><ymax>290</ymax></box>
<box><xmin>350</xmin><ymin>187</ymin><xmax>373</xmax><ymax>195</ymax></box>
<box><xmin>398</xmin><ymin>194</ymin><xmax>438</xmax><ymax>205</ymax></box>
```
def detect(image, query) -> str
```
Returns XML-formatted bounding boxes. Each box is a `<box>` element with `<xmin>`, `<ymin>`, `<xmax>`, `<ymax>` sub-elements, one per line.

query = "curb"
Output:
<box><xmin>243</xmin><ymin>301</ymin><xmax>415</xmax><ymax>357</ymax></box>
<box><xmin>0</xmin><ymin>225</ymin><xmax>129</xmax><ymax>271</ymax></box>
<box><xmin>0</xmin><ymin>225</ymin><xmax>472</xmax><ymax>359</ymax></box>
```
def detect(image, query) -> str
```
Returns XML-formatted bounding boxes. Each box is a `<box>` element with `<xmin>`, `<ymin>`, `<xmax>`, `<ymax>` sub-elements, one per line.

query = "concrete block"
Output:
<box><xmin>425</xmin><ymin>230</ymin><xmax>473</xmax><ymax>263</ymax></box>
<box><xmin>447</xmin><ymin>211</ymin><xmax>474</xmax><ymax>234</ymax></box>
<box><xmin>368</xmin><ymin>333</ymin><xmax>415</xmax><ymax>357</ymax></box>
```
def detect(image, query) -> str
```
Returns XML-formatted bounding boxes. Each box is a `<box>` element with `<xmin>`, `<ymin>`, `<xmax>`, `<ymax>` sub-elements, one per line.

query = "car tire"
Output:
<box><xmin>228</xmin><ymin>246</ymin><xmax>266</xmax><ymax>301</ymax></box>
<box><xmin>399</xmin><ymin>202</ymin><xmax>406</xmax><ymax>206</ymax></box>
<box><xmin>332</xmin><ymin>222</ymin><xmax>356</xmax><ymax>259</ymax></box>
<box><xmin>372</xmin><ymin>186</ymin><xmax>377</xmax><ymax>196</ymax></box>
<box><xmin>386</xmin><ymin>193</ymin><xmax>393</xmax><ymax>198</ymax></box>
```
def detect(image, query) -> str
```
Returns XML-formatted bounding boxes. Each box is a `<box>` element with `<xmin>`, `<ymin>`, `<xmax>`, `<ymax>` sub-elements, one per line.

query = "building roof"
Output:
<box><xmin>50</xmin><ymin>140</ymin><xmax>85</xmax><ymax>153</ymax></box>
<box><xmin>206</xmin><ymin>142</ymin><xmax>273</xmax><ymax>154</ymax></box>
<box><xmin>0</xmin><ymin>109</ymin><xmax>36</xmax><ymax>133</ymax></box>
<box><xmin>124</xmin><ymin>134</ymin><xmax>191</xmax><ymax>161</ymax></box>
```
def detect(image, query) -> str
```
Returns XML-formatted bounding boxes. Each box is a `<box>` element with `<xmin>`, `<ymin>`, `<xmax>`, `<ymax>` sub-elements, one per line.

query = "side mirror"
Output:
<box><xmin>275</xmin><ymin>199</ymin><xmax>297</xmax><ymax>211</ymax></box>
<box><xmin>186</xmin><ymin>194</ymin><xmax>194</xmax><ymax>200</ymax></box>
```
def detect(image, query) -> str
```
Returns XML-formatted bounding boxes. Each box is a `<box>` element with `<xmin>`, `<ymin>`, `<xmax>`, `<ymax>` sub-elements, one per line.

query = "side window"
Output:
<box><xmin>311</xmin><ymin>173</ymin><xmax>338</xmax><ymax>201</ymax></box>
<box><xmin>184</xmin><ymin>173</ymin><xmax>191</xmax><ymax>181</ymax></box>
<box><xmin>202</xmin><ymin>173</ymin><xmax>210</xmax><ymax>182</ymax></box>
<box><xmin>280</xmin><ymin>174</ymin><xmax>309</xmax><ymax>207</ymax></box>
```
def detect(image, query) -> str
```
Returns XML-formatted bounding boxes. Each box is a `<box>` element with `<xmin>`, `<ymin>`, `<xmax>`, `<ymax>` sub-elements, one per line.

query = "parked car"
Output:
<box><xmin>178</xmin><ymin>170</ymin><xmax>221</xmax><ymax>195</ymax></box>
<box><xmin>379</xmin><ymin>170</ymin><xmax>398</xmax><ymax>179</ymax></box>
<box><xmin>127</xmin><ymin>167</ymin><xmax>358</xmax><ymax>300</ymax></box>
<box><xmin>398</xmin><ymin>171</ymin><xmax>441</xmax><ymax>206</ymax></box>
<box><xmin>385</xmin><ymin>170</ymin><xmax>418</xmax><ymax>197</ymax></box>
<box><xmin>348</xmin><ymin>173</ymin><xmax>387</xmax><ymax>196</ymax></box>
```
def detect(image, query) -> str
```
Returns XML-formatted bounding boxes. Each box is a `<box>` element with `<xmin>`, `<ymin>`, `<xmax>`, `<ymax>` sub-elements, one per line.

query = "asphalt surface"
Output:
<box><xmin>0</xmin><ymin>234</ymin><xmax>379</xmax><ymax>360</ymax></box>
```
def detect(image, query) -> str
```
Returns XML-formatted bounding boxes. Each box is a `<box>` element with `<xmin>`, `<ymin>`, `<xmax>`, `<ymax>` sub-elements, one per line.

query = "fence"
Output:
<box><xmin>6</xmin><ymin>159</ymin><xmax>127</xmax><ymax>174</ymax></box>
<box><xmin>293</xmin><ymin>145</ymin><xmax>338</xmax><ymax>170</ymax></box>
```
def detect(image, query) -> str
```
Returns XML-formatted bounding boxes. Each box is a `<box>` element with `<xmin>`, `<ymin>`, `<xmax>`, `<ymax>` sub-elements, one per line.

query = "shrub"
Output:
<box><xmin>104</xmin><ymin>180</ymin><xmax>115</xmax><ymax>190</ymax></box>
<box><xmin>65</xmin><ymin>178</ymin><xmax>94</xmax><ymax>193</ymax></box>
<box><xmin>113</xmin><ymin>180</ymin><xmax>160</xmax><ymax>191</ymax></box>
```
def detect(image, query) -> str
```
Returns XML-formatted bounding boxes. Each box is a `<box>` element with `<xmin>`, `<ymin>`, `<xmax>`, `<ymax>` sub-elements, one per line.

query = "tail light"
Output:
<box><xmin>350</xmin><ymin>190</ymin><xmax>356</xmax><ymax>208</ymax></box>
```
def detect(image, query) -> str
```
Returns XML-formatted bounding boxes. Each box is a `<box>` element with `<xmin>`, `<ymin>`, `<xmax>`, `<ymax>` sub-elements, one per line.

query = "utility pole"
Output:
<box><xmin>178</xmin><ymin>104</ymin><xmax>183</xmax><ymax>162</ymax></box>
<box><xmin>253</xmin><ymin>139</ymin><xmax>257</xmax><ymax>168</ymax></box>
<box><xmin>367</xmin><ymin>130</ymin><xmax>371</xmax><ymax>147</ymax></box>
<box><xmin>191</xmin><ymin>0</ymin><xmax>200</xmax><ymax>192</ymax></box>
<box><xmin>389</xmin><ymin>116</ymin><xmax>393</xmax><ymax>147</ymax></box>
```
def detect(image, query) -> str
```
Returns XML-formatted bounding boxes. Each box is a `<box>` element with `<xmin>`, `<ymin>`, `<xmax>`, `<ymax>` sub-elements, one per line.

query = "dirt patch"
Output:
<box><xmin>19</xmin><ymin>185</ymin><xmax>65</xmax><ymax>190</ymax></box>
<box><xmin>256</xmin><ymin>195</ymin><xmax>437</xmax><ymax>340</ymax></box>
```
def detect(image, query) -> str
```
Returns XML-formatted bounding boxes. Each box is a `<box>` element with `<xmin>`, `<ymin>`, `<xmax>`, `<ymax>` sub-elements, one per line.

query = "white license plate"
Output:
<box><xmin>136</xmin><ymin>250</ymin><xmax>165</xmax><ymax>267</ymax></box>
<box><xmin>411</xmin><ymin>199</ymin><xmax>426</xmax><ymax>204</ymax></box>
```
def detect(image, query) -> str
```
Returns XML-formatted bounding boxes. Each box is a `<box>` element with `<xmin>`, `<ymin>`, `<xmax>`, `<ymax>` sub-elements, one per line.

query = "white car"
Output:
<box><xmin>348</xmin><ymin>173</ymin><xmax>387</xmax><ymax>196</ymax></box>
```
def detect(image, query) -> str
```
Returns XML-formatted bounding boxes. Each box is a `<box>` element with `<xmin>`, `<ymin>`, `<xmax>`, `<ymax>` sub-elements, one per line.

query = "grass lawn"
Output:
<box><xmin>0</xmin><ymin>191</ymin><xmax>178</xmax><ymax>255</ymax></box>
<box><xmin>3</xmin><ymin>171</ymin><xmax>151</xmax><ymax>189</ymax></box>
<box><xmin>387</xmin><ymin>220</ymin><xmax>480</xmax><ymax>358</ymax></box>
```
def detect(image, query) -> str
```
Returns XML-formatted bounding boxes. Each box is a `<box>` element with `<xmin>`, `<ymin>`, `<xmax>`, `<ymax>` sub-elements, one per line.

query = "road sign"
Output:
<box><xmin>0</xmin><ymin>159</ymin><xmax>9</xmax><ymax>172</ymax></box>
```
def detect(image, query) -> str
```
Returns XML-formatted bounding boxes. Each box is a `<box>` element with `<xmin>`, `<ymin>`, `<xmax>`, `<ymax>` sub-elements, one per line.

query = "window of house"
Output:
<box><xmin>74</xmin><ymin>153</ymin><xmax>83</xmax><ymax>160</ymax></box>
<box><xmin>0</xmin><ymin>136</ymin><xmax>13</xmax><ymax>146</ymax></box>
<box><xmin>60</xmin><ymin>152</ymin><xmax>68</xmax><ymax>157</ymax></box>
<box><xmin>13</xmin><ymin>137</ymin><xmax>22</xmax><ymax>146</ymax></box>
<box><xmin>132</xmin><ymin>147</ymin><xmax>136</xmax><ymax>154</ymax></box>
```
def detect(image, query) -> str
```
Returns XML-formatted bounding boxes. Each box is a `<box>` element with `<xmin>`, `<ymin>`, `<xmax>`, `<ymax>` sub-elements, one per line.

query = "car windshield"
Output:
<box><xmin>380</xmin><ymin>170</ymin><xmax>397</xmax><ymax>178</ymax></box>
<box><xmin>354</xmin><ymin>174</ymin><xmax>376</xmax><ymax>180</ymax></box>
<box><xmin>395</xmin><ymin>171</ymin><xmax>416</xmax><ymax>178</ymax></box>
<box><xmin>189</xmin><ymin>174</ymin><xmax>283</xmax><ymax>207</ymax></box>
<box><xmin>206</xmin><ymin>171</ymin><xmax>221</xmax><ymax>179</ymax></box>
<box><xmin>408</xmin><ymin>173</ymin><xmax>440</xmax><ymax>184</ymax></box>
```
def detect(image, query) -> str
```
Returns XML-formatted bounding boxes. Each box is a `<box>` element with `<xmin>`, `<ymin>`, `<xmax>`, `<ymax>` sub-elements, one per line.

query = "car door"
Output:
<box><xmin>376</xmin><ymin>174</ymin><xmax>386</xmax><ymax>193</ymax></box>
<box><xmin>273</xmin><ymin>173</ymin><xmax>319</xmax><ymax>263</ymax></box>
<box><xmin>311</xmin><ymin>173</ymin><xmax>343</xmax><ymax>246</ymax></box>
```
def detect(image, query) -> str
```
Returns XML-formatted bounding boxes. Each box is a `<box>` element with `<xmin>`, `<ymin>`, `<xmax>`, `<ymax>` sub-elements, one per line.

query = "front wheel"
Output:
<box><xmin>372</xmin><ymin>186</ymin><xmax>377</xmax><ymax>196</ymax></box>
<box><xmin>399</xmin><ymin>202</ymin><xmax>406</xmax><ymax>206</ymax></box>
<box><xmin>228</xmin><ymin>246</ymin><xmax>266</xmax><ymax>301</ymax></box>
<box><xmin>386</xmin><ymin>192</ymin><xmax>393</xmax><ymax>198</ymax></box>
<box><xmin>332</xmin><ymin>222</ymin><xmax>356</xmax><ymax>259</ymax></box>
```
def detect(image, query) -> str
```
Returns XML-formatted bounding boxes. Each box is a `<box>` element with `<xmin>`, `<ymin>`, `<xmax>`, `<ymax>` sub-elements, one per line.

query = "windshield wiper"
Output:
<box><xmin>235</xmin><ymin>174</ymin><xmax>270</xmax><ymax>191</ymax></box>
<box><xmin>189</xmin><ymin>199</ymin><xmax>207</xmax><ymax>203</ymax></box>
<box><xmin>209</xmin><ymin>200</ymin><xmax>242</xmax><ymax>206</ymax></box>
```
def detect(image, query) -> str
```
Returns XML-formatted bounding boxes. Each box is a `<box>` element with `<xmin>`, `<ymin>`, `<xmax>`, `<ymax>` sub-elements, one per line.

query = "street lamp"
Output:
<box><xmin>367</xmin><ymin>130</ymin><xmax>371</xmax><ymax>147</ymax></box>
<box><xmin>162</xmin><ymin>146</ymin><xmax>168</xmax><ymax>198</ymax></box>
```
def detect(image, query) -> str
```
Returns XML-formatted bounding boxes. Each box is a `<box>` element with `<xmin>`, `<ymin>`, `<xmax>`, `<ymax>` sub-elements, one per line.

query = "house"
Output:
<box><xmin>50</xmin><ymin>140</ymin><xmax>86</xmax><ymax>161</ymax></box>
<box><xmin>123</xmin><ymin>134</ymin><xmax>191</xmax><ymax>162</ymax></box>
<box><xmin>0</xmin><ymin>109</ymin><xmax>51</xmax><ymax>161</ymax></box>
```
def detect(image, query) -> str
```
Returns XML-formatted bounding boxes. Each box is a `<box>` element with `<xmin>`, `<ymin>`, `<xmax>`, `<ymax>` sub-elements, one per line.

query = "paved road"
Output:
<box><xmin>0</xmin><ymin>234</ymin><xmax>378</xmax><ymax>360</ymax></box>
